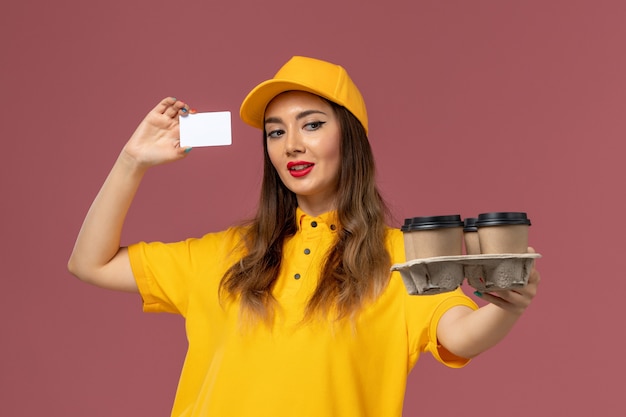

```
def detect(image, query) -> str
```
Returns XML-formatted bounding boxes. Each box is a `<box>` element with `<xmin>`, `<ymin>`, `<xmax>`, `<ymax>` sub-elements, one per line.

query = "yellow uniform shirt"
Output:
<box><xmin>128</xmin><ymin>209</ymin><xmax>477</xmax><ymax>417</ymax></box>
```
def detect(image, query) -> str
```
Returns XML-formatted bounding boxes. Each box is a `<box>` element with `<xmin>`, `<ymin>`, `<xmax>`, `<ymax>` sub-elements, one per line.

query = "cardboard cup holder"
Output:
<box><xmin>391</xmin><ymin>253</ymin><xmax>541</xmax><ymax>295</ymax></box>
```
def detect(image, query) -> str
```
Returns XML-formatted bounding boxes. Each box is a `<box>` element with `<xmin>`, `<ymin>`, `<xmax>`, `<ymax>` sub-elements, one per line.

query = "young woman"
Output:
<box><xmin>68</xmin><ymin>56</ymin><xmax>540</xmax><ymax>417</ymax></box>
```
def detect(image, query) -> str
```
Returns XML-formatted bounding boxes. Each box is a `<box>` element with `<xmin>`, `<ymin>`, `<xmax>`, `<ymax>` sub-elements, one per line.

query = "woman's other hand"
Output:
<box><xmin>474</xmin><ymin>246</ymin><xmax>541</xmax><ymax>316</ymax></box>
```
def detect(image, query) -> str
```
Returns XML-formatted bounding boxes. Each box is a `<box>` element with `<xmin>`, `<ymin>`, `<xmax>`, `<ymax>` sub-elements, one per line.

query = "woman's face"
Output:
<box><xmin>264</xmin><ymin>91</ymin><xmax>342</xmax><ymax>215</ymax></box>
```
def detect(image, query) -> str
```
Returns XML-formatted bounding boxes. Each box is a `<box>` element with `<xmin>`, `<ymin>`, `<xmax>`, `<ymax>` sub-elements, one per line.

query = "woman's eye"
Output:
<box><xmin>266</xmin><ymin>129</ymin><xmax>284</xmax><ymax>139</ymax></box>
<box><xmin>305</xmin><ymin>121</ymin><xmax>326</xmax><ymax>131</ymax></box>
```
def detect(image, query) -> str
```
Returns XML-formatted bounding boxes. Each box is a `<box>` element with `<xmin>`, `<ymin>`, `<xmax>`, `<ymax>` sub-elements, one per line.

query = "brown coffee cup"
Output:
<box><xmin>402</xmin><ymin>215</ymin><xmax>464</xmax><ymax>260</ymax></box>
<box><xmin>475</xmin><ymin>212</ymin><xmax>531</xmax><ymax>254</ymax></box>
<box><xmin>463</xmin><ymin>218</ymin><xmax>480</xmax><ymax>255</ymax></box>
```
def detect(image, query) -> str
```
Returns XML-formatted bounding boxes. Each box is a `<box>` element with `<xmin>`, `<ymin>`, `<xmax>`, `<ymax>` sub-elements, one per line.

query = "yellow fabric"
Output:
<box><xmin>239</xmin><ymin>56</ymin><xmax>369</xmax><ymax>133</ymax></box>
<box><xmin>128</xmin><ymin>209</ymin><xmax>477</xmax><ymax>417</ymax></box>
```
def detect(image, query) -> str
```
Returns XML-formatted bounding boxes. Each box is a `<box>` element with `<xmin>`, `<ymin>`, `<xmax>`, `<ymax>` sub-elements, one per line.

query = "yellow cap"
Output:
<box><xmin>240</xmin><ymin>56</ymin><xmax>368</xmax><ymax>134</ymax></box>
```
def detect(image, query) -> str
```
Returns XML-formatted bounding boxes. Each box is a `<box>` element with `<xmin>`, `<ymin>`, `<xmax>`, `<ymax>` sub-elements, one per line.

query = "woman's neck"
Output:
<box><xmin>296</xmin><ymin>195</ymin><xmax>337</xmax><ymax>217</ymax></box>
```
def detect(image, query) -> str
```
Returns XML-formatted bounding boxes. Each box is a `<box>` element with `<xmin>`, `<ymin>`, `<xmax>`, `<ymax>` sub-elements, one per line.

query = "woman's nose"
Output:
<box><xmin>284</xmin><ymin>131</ymin><xmax>305</xmax><ymax>155</ymax></box>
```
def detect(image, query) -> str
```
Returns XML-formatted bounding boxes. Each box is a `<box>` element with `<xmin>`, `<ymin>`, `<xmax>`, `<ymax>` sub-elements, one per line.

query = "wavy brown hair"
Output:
<box><xmin>220</xmin><ymin>100</ymin><xmax>391</xmax><ymax>324</ymax></box>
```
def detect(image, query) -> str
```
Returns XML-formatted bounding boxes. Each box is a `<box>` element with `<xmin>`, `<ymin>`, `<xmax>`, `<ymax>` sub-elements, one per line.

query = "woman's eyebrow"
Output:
<box><xmin>295</xmin><ymin>109</ymin><xmax>327</xmax><ymax>120</ymax></box>
<box><xmin>264</xmin><ymin>116</ymin><xmax>283</xmax><ymax>125</ymax></box>
<box><xmin>265</xmin><ymin>110</ymin><xmax>328</xmax><ymax>126</ymax></box>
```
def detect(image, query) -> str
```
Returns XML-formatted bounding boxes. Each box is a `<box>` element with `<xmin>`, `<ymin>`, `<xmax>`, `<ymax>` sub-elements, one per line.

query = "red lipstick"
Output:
<box><xmin>287</xmin><ymin>161</ymin><xmax>314</xmax><ymax>177</ymax></box>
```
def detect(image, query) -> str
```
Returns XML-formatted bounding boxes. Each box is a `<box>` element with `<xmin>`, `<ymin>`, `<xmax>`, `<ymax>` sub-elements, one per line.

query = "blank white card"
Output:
<box><xmin>179</xmin><ymin>111</ymin><xmax>232</xmax><ymax>147</ymax></box>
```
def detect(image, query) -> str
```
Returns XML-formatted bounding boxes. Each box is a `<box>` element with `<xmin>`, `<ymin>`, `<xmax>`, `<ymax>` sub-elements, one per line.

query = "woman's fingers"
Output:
<box><xmin>165</xmin><ymin>100</ymin><xmax>184</xmax><ymax>118</ymax></box>
<box><xmin>153</xmin><ymin>97</ymin><xmax>190</xmax><ymax>119</ymax></box>
<box><xmin>480</xmin><ymin>267</ymin><xmax>540</xmax><ymax>314</ymax></box>
<box><xmin>527</xmin><ymin>268</ymin><xmax>541</xmax><ymax>286</ymax></box>
<box><xmin>153</xmin><ymin>97</ymin><xmax>177</xmax><ymax>114</ymax></box>
<box><xmin>121</xmin><ymin>98</ymin><xmax>195</xmax><ymax>167</ymax></box>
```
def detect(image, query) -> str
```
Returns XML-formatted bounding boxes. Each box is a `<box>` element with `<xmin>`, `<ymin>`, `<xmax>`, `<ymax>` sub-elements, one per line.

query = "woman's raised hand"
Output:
<box><xmin>122</xmin><ymin>97</ymin><xmax>192</xmax><ymax>168</ymax></box>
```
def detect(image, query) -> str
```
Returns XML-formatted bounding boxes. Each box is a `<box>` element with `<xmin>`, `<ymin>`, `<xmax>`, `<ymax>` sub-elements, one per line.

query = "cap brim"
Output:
<box><xmin>240</xmin><ymin>79</ymin><xmax>338</xmax><ymax>130</ymax></box>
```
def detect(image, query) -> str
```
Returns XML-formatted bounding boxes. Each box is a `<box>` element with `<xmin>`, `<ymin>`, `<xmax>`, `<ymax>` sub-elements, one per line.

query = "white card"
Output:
<box><xmin>179</xmin><ymin>111</ymin><xmax>232</xmax><ymax>147</ymax></box>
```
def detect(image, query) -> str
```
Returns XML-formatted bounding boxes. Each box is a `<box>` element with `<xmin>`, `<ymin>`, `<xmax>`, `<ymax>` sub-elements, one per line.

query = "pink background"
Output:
<box><xmin>1</xmin><ymin>0</ymin><xmax>624</xmax><ymax>415</ymax></box>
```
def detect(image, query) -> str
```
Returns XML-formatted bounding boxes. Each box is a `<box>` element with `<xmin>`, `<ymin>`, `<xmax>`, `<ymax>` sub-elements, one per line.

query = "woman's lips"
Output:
<box><xmin>287</xmin><ymin>161</ymin><xmax>314</xmax><ymax>177</ymax></box>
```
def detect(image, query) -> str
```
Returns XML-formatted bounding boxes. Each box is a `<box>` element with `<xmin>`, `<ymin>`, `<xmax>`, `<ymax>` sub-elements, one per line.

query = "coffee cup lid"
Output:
<box><xmin>475</xmin><ymin>212</ymin><xmax>531</xmax><ymax>227</ymax></box>
<box><xmin>463</xmin><ymin>217</ymin><xmax>478</xmax><ymax>232</ymax></box>
<box><xmin>402</xmin><ymin>215</ymin><xmax>463</xmax><ymax>231</ymax></box>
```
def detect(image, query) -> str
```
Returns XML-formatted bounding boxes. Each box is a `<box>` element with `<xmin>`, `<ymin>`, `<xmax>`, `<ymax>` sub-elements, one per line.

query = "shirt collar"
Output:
<box><xmin>296</xmin><ymin>207</ymin><xmax>339</xmax><ymax>232</ymax></box>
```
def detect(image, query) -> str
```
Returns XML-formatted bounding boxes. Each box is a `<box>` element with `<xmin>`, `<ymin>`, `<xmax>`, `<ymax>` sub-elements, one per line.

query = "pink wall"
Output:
<box><xmin>1</xmin><ymin>0</ymin><xmax>624</xmax><ymax>415</ymax></box>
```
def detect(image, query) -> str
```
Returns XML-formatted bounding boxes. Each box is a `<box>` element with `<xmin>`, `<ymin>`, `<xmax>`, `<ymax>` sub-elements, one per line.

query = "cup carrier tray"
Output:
<box><xmin>391</xmin><ymin>253</ymin><xmax>541</xmax><ymax>295</ymax></box>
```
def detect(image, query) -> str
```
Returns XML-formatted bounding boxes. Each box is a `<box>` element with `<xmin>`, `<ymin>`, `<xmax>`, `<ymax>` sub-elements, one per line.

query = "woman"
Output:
<box><xmin>68</xmin><ymin>56</ymin><xmax>540</xmax><ymax>417</ymax></box>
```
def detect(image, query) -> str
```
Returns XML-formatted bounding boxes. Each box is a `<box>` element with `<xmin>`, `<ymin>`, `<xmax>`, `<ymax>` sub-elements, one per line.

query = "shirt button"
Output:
<box><xmin>304</xmin><ymin>248</ymin><xmax>311</xmax><ymax>255</ymax></box>
<box><xmin>311</xmin><ymin>221</ymin><xmax>318</xmax><ymax>228</ymax></box>
<box><xmin>294</xmin><ymin>273</ymin><xmax>301</xmax><ymax>280</ymax></box>
<box><xmin>330</xmin><ymin>224</ymin><xmax>337</xmax><ymax>231</ymax></box>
